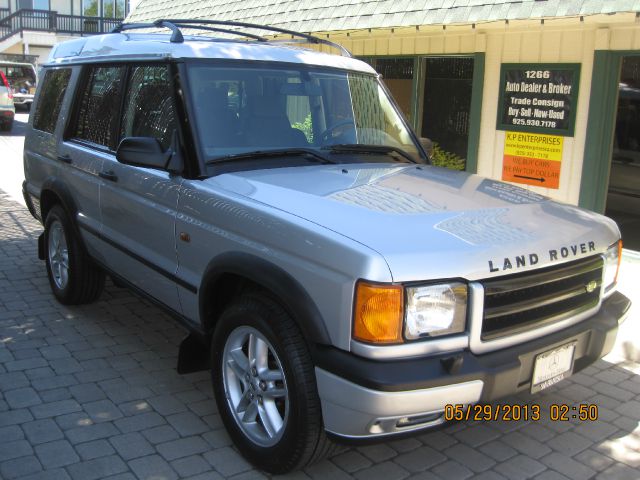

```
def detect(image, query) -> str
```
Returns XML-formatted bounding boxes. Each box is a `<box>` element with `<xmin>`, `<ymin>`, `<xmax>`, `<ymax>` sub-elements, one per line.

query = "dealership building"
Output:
<box><xmin>126</xmin><ymin>0</ymin><xmax>640</xmax><ymax>245</ymax></box>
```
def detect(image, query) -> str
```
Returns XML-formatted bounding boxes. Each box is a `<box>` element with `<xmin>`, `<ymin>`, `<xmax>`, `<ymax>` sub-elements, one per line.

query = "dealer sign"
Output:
<box><xmin>496</xmin><ymin>63</ymin><xmax>581</xmax><ymax>137</ymax></box>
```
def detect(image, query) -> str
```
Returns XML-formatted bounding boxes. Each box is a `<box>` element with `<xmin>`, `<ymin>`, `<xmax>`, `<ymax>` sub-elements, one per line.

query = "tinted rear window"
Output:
<box><xmin>72</xmin><ymin>66</ymin><xmax>125</xmax><ymax>149</ymax></box>
<box><xmin>33</xmin><ymin>68</ymin><xmax>72</xmax><ymax>134</ymax></box>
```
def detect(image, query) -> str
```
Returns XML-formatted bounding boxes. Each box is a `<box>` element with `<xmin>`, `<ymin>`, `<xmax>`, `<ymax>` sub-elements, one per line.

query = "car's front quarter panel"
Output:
<box><xmin>175</xmin><ymin>178</ymin><xmax>393</xmax><ymax>350</ymax></box>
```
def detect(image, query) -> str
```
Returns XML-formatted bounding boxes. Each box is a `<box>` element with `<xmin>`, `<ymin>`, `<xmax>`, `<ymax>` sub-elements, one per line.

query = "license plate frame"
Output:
<box><xmin>531</xmin><ymin>342</ymin><xmax>576</xmax><ymax>393</ymax></box>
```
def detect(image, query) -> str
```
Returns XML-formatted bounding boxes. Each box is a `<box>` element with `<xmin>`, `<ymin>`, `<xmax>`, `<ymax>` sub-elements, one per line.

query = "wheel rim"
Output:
<box><xmin>48</xmin><ymin>220</ymin><xmax>69</xmax><ymax>290</ymax></box>
<box><xmin>222</xmin><ymin>326</ymin><xmax>289</xmax><ymax>447</ymax></box>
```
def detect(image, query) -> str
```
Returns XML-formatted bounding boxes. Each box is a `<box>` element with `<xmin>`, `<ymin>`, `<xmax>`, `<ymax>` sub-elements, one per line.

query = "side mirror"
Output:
<box><xmin>116</xmin><ymin>137</ymin><xmax>170</xmax><ymax>170</ymax></box>
<box><xmin>419</xmin><ymin>137</ymin><xmax>434</xmax><ymax>161</ymax></box>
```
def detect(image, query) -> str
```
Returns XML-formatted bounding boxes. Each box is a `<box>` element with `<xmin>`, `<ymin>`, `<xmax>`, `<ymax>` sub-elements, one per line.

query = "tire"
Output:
<box><xmin>211</xmin><ymin>292</ymin><xmax>337</xmax><ymax>473</ymax></box>
<box><xmin>44</xmin><ymin>205</ymin><xmax>105</xmax><ymax>304</ymax></box>
<box><xmin>0</xmin><ymin>120</ymin><xmax>10</xmax><ymax>132</ymax></box>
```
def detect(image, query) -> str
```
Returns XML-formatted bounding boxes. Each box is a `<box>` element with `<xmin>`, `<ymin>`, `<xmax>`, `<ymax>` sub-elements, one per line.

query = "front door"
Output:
<box><xmin>97</xmin><ymin>63</ymin><xmax>183</xmax><ymax>311</ymax></box>
<box><xmin>62</xmin><ymin>65</ymin><xmax>124</xmax><ymax>257</ymax></box>
<box><xmin>420</xmin><ymin>56</ymin><xmax>475</xmax><ymax>171</ymax></box>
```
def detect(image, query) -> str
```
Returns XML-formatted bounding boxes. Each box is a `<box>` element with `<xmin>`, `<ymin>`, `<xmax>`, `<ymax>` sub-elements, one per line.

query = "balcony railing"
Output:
<box><xmin>0</xmin><ymin>9</ymin><xmax>122</xmax><ymax>43</ymax></box>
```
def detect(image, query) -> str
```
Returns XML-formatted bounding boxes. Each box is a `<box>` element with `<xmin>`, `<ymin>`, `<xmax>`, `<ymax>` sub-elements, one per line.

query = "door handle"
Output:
<box><xmin>57</xmin><ymin>154</ymin><xmax>72</xmax><ymax>164</ymax></box>
<box><xmin>99</xmin><ymin>170</ymin><xmax>118</xmax><ymax>182</ymax></box>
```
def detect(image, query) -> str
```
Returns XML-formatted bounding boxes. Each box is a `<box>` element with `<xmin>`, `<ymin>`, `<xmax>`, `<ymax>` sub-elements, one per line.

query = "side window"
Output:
<box><xmin>120</xmin><ymin>65</ymin><xmax>177</xmax><ymax>151</ymax></box>
<box><xmin>73</xmin><ymin>66</ymin><xmax>125</xmax><ymax>150</ymax></box>
<box><xmin>33</xmin><ymin>68</ymin><xmax>72</xmax><ymax>134</ymax></box>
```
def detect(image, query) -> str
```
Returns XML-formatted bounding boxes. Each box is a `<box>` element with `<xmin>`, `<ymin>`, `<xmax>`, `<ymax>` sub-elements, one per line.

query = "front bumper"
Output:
<box><xmin>315</xmin><ymin>291</ymin><xmax>630</xmax><ymax>439</ymax></box>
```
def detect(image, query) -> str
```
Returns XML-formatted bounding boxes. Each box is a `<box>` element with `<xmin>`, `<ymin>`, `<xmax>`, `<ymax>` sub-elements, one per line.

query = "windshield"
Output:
<box><xmin>185</xmin><ymin>63</ymin><xmax>423</xmax><ymax>166</ymax></box>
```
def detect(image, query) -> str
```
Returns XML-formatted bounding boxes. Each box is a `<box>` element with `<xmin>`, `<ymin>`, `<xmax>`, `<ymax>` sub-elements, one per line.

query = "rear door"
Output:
<box><xmin>61</xmin><ymin>64</ymin><xmax>125</xmax><ymax>257</ymax></box>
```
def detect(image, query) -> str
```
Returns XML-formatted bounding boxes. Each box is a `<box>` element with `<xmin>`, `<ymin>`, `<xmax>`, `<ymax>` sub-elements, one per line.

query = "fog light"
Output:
<box><xmin>397</xmin><ymin>412</ymin><xmax>443</xmax><ymax>427</ymax></box>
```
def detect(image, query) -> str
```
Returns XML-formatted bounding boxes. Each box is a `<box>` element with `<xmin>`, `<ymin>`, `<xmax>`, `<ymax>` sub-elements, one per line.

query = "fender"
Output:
<box><xmin>199</xmin><ymin>251</ymin><xmax>332</xmax><ymax>345</ymax></box>
<box><xmin>22</xmin><ymin>180</ymin><xmax>41</xmax><ymax>222</ymax></box>
<box><xmin>38</xmin><ymin>177</ymin><xmax>89</xmax><ymax>259</ymax></box>
<box><xmin>39</xmin><ymin>177</ymin><xmax>79</xmax><ymax>225</ymax></box>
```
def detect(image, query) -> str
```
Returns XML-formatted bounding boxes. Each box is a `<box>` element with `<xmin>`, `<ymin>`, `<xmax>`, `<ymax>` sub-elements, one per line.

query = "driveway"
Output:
<box><xmin>1</xmin><ymin>114</ymin><xmax>639</xmax><ymax>480</ymax></box>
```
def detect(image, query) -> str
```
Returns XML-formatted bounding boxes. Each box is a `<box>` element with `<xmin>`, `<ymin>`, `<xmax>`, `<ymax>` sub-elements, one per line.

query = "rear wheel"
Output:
<box><xmin>211</xmin><ymin>292</ymin><xmax>336</xmax><ymax>473</ymax></box>
<box><xmin>44</xmin><ymin>205</ymin><xmax>105</xmax><ymax>304</ymax></box>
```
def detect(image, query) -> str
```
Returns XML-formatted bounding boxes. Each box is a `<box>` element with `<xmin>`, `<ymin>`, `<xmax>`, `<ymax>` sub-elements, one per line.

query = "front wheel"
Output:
<box><xmin>44</xmin><ymin>205</ymin><xmax>105</xmax><ymax>304</ymax></box>
<box><xmin>211</xmin><ymin>292</ymin><xmax>336</xmax><ymax>473</ymax></box>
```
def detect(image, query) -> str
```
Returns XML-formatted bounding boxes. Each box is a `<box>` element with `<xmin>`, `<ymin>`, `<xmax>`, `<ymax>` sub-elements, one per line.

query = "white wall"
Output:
<box><xmin>50</xmin><ymin>0</ymin><xmax>73</xmax><ymax>15</ymax></box>
<box><xmin>476</xmin><ymin>23</ymin><xmax>595</xmax><ymax>205</ymax></box>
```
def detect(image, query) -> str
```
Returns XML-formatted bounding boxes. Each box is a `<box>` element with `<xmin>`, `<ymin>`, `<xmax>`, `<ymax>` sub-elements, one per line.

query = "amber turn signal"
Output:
<box><xmin>353</xmin><ymin>281</ymin><xmax>403</xmax><ymax>344</ymax></box>
<box><xmin>615</xmin><ymin>239</ymin><xmax>623</xmax><ymax>284</ymax></box>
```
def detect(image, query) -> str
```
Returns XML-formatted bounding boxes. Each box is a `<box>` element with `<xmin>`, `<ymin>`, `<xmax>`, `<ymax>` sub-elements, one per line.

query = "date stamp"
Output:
<box><xmin>444</xmin><ymin>404</ymin><xmax>598</xmax><ymax>422</ymax></box>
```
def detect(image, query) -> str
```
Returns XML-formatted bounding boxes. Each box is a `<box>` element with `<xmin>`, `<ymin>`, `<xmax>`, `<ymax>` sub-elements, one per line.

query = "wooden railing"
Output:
<box><xmin>0</xmin><ymin>9</ymin><xmax>122</xmax><ymax>43</ymax></box>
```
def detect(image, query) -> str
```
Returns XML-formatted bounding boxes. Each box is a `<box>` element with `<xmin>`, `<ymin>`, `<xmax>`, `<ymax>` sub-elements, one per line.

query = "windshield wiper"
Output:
<box><xmin>321</xmin><ymin>144</ymin><xmax>417</xmax><ymax>164</ymax></box>
<box><xmin>205</xmin><ymin>148</ymin><xmax>335</xmax><ymax>165</ymax></box>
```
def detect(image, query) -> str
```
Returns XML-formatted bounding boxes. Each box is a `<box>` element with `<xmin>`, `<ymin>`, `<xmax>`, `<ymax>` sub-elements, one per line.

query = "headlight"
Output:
<box><xmin>603</xmin><ymin>240</ymin><xmax>622</xmax><ymax>294</ymax></box>
<box><xmin>405</xmin><ymin>282</ymin><xmax>467</xmax><ymax>339</ymax></box>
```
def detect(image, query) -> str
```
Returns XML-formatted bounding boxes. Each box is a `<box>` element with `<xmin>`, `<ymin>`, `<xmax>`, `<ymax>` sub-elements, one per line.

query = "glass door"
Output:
<box><xmin>359</xmin><ymin>57</ymin><xmax>415</xmax><ymax>123</ymax></box>
<box><xmin>420</xmin><ymin>56</ymin><xmax>474</xmax><ymax>171</ymax></box>
<box><xmin>606</xmin><ymin>55</ymin><xmax>640</xmax><ymax>250</ymax></box>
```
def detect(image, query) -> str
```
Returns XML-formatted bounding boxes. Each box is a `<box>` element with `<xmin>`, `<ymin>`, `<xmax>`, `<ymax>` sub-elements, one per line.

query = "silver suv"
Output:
<box><xmin>23</xmin><ymin>20</ymin><xmax>631</xmax><ymax>473</ymax></box>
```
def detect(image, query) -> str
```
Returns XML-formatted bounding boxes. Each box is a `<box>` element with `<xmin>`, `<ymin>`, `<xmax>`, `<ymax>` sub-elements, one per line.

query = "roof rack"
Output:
<box><xmin>112</xmin><ymin>19</ymin><xmax>352</xmax><ymax>57</ymax></box>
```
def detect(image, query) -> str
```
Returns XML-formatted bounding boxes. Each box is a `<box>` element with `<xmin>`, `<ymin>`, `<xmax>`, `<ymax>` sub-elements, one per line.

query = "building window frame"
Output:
<box><xmin>17</xmin><ymin>0</ymin><xmax>50</xmax><ymax>10</ymax></box>
<box><xmin>357</xmin><ymin>55</ymin><xmax>418</xmax><ymax>127</ymax></box>
<box><xmin>415</xmin><ymin>53</ymin><xmax>485</xmax><ymax>174</ymax></box>
<box><xmin>580</xmin><ymin>50</ymin><xmax>640</xmax><ymax>213</ymax></box>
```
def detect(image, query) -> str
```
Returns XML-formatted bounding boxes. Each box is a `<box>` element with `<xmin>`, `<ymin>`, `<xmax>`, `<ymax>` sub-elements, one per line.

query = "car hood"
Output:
<box><xmin>204</xmin><ymin>164</ymin><xmax>620</xmax><ymax>282</ymax></box>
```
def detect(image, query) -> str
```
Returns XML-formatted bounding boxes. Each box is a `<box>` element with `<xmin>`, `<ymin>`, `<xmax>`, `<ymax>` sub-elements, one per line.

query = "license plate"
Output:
<box><xmin>531</xmin><ymin>342</ymin><xmax>576</xmax><ymax>393</ymax></box>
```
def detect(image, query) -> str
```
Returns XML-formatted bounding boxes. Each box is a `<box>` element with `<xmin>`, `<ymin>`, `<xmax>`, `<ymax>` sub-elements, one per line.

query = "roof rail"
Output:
<box><xmin>112</xmin><ymin>19</ymin><xmax>352</xmax><ymax>57</ymax></box>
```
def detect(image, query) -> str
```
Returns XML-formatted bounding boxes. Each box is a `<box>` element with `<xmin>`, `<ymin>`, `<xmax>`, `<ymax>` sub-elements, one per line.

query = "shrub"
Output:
<box><xmin>292</xmin><ymin>113</ymin><xmax>314</xmax><ymax>143</ymax></box>
<box><xmin>430</xmin><ymin>142</ymin><xmax>465</xmax><ymax>171</ymax></box>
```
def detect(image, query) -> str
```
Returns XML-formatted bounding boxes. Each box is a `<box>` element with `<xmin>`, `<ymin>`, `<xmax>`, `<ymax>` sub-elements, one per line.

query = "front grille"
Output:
<box><xmin>481</xmin><ymin>256</ymin><xmax>603</xmax><ymax>341</ymax></box>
